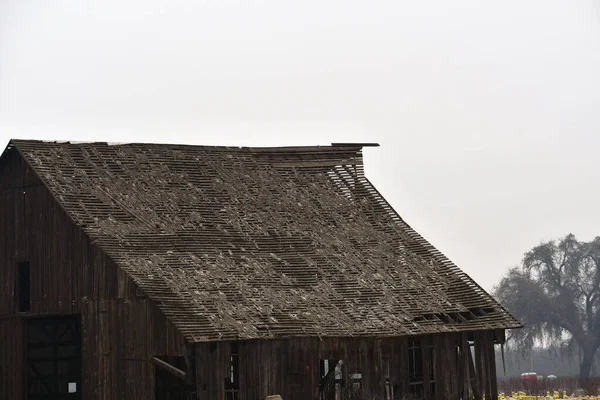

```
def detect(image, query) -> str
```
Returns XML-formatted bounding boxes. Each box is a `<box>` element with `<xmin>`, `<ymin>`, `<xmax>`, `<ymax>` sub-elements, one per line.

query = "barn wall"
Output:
<box><xmin>82</xmin><ymin>296</ymin><xmax>186</xmax><ymax>400</ymax></box>
<box><xmin>81</xmin><ymin>223</ymin><xmax>187</xmax><ymax>400</ymax></box>
<box><xmin>0</xmin><ymin>148</ymin><xmax>144</xmax><ymax>315</ymax></box>
<box><xmin>0</xmin><ymin>148</ymin><xmax>187</xmax><ymax>400</ymax></box>
<box><xmin>0</xmin><ymin>317</ymin><xmax>23</xmax><ymax>399</ymax></box>
<box><xmin>195</xmin><ymin>331</ymin><xmax>500</xmax><ymax>400</ymax></box>
<box><xmin>0</xmin><ymin>149</ymin><xmax>87</xmax><ymax>316</ymax></box>
<box><xmin>0</xmin><ymin>147</ymin><xmax>501</xmax><ymax>400</ymax></box>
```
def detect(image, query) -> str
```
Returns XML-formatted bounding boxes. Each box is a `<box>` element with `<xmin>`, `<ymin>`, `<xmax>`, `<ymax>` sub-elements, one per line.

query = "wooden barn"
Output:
<box><xmin>0</xmin><ymin>140</ymin><xmax>520</xmax><ymax>400</ymax></box>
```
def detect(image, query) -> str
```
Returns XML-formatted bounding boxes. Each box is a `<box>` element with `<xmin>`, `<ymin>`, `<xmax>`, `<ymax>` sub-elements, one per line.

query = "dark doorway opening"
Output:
<box><xmin>155</xmin><ymin>356</ymin><xmax>190</xmax><ymax>400</ymax></box>
<box><xmin>25</xmin><ymin>315</ymin><xmax>81</xmax><ymax>400</ymax></box>
<box><xmin>319</xmin><ymin>359</ymin><xmax>344</xmax><ymax>400</ymax></box>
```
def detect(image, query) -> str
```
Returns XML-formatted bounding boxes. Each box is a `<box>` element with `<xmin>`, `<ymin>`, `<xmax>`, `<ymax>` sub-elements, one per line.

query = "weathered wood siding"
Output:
<box><xmin>0</xmin><ymin>149</ymin><xmax>186</xmax><ymax>400</ymax></box>
<box><xmin>0</xmin><ymin>317</ymin><xmax>23</xmax><ymax>399</ymax></box>
<box><xmin>195</xmin><ymin>331</ymin><xmax>499</xmax><ymax>400</ymax></box>
<box><xmin>0</xmin><ymin>149</ymin><xmax>85</xmax><ymax>315</ymax></box>
<box><xmin>1</xmin><ymin>148</ymin><xmax>502</xmax><ymax>400</ymax></box>
<box><xmin>82</xmin><ymin>296</ymin><xmax>186</xmax><ymax>400</ymax></box>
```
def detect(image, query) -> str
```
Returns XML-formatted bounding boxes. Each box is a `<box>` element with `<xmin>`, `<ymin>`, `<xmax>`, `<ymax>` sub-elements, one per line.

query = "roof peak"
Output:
<box><xmin>9</xmin><ymin>139</ymin><xmax>378</xmax><ymax>152</ymax></box>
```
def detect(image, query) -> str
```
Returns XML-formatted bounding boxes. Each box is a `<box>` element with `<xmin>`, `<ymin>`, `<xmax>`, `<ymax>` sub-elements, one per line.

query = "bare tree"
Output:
<box><xmin>494</xmin><ymin>234</ymin><xmax>600</xmax><ymax>379</ymax></box>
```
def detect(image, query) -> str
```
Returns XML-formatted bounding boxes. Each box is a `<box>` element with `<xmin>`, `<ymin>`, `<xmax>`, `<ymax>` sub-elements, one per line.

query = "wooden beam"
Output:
<box><xmin>183</xmin><ymin>343</ymin><xmax>196</xmax><ymax>387</ymax></box>
<box><xmin>331</xmin><ymin>142</ymin><xmax>380</xmax><ymax>147</ymax></box>
<box><xmin>481</xmin><ymin>332</ymin><xmax>492</xmax><ymax>400</ymax></box>
<box><xmin>152</xmin><ymin>356</ymin><xmax>187</xmax><ymax>380</ymax></box>
<box><xmin>459</xmin><ymin>333</ymin><xmax>468</xmax><ymax>400</ymax></box>
<box><xmin>474</xmin><ymin>332</ymin><xmax>485</xmax><ymax>399</ymax></box>
<box><xmin>501</xmin><ymin>343</ymin><xmax>506</xmax><ymax>376</ymax></box>
<box><xmin>488</xmin><ymin>332</ymin><xmax>498</xmax><ymax>399</ymax></box>
<box><xmin>422</xmin><ymin>337</ymin><xmax>430</xmax><ymax>399</ymax></box>
<box><xmin>398</xmin><ymin>337</ymin><xmax>409</xmax><ymax>397</ymax></box>
<box><xmin>467</xmin><ymin>345</ymin><xmax>481</xmax><ymax>400</ymax></box>
<box><xmin>494</xmin><ymin>328</ymin><xmax>506</xmax><ymax>345</ymax></box>
<box><xmin>434</xmin><ymin>336</ymin><xmax>447</xmax><ymax>400</ymax></box>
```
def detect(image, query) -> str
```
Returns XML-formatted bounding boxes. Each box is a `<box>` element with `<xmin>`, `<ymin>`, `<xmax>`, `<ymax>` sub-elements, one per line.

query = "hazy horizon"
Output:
<box><xmin>1</xmin><ymin>0</ymin><xmax>599</xmax><ymax>290</ymax></box>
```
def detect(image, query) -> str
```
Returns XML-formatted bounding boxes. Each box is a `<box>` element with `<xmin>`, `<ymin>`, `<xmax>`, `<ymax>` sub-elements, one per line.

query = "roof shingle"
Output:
<box><xmin>9</xmin><ymin>140</ymin><xmax>521</xmax><ymax>342</ymax></box>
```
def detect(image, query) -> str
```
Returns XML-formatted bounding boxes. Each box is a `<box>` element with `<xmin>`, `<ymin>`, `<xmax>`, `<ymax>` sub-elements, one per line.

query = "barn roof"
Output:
<box><xmin>7</xmin><ymin>139</ymin><xmax>521</xmax><ymax>342</ymax></box>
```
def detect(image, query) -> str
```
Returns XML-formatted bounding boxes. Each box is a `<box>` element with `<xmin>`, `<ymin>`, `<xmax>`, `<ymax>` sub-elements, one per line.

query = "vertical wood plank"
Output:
<box><xmin>434</xmin><ymin>335</ymin><xmax>447</xmax><ymax>400</ymax></box>
<box><xmin>460</xmin><ymin>332</ymin><xmax>469</xmax><ymax>400</ymax></box>
<box><xmin>422</xmin><ymin>336</ymin><xmax>431</xmax><ymax>399</ymax></box>
<box><xmin>467</xmin><ymin>342</ymin><xmax>481</xmax><ymax>400</ymax></box>
<box><xmin>486</xmin><ymin>331</ymin><xmax>498</xmax><ymax>400</ymax></box>
<box><xmin>0</xmin><ymin>317</ymin><xmax>23</xmax><ymax>399</ymax></box>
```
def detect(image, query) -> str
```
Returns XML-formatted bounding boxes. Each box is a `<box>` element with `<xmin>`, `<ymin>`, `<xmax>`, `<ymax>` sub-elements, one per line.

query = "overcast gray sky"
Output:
<box><xmin>1</xmin><ymin>0</ymin><xmax>599</xmax><ymax>290</ymax></box>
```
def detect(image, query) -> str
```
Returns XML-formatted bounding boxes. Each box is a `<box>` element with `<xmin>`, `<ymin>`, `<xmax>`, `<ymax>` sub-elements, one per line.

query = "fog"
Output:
<box><xmin>1</xmin><ymin>0</ymin><xmax>599</xmax><ymax>289</ymax></box>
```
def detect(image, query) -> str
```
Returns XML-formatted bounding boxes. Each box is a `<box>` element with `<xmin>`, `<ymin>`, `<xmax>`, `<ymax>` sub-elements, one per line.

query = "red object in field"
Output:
<box><xmin>521</xmin><ymin>372</ymin><xmax>537</xmax><ymax>387</ymax></box>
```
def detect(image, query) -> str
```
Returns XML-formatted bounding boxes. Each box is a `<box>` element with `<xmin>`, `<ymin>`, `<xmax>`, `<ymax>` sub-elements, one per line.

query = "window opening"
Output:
<box><xmin>319</xmin><ymin>359</ymin><xmax>344</xmax><ymax>400</ymax></box>
<box><xmin>17</xmin><ymin>261</ymin><xmax>30</xmax><ymax>312</ymax></box>
<box><xmin>225</xmin><ymin>342</ymin><xmax>239</xmax><ymax>400</ymax></box>
<box><xmin>350</xmin><ymin>372</ymin><xmax>362</xmax><ymax>390</ymax></box>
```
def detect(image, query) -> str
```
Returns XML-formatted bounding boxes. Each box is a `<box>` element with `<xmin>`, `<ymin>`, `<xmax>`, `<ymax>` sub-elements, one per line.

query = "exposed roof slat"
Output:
<box><xmin>8</xmin><ymin>139</ymin><xmax>521</xmax><ymax>342</ymax></box>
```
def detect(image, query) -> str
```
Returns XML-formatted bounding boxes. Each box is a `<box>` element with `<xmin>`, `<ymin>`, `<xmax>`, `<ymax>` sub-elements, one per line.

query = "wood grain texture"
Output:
<box><xmin>0</xmin><ymin>141</ymin><xmax>510</xmax><ymax>399</ymax></box>
<box><xmin>0</xmin><ymin>147</ymin><xmax>185</xmax><ymax>400</ymax></box>
<box><xmin>7</xmin><ymin>140</ymin><xmax>520</xmax><ymax>342</ymax></box>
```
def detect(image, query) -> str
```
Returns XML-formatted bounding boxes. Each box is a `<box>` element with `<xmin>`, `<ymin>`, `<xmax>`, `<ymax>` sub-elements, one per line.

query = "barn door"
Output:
<box><xmin>25</xmin><ymin>315</ymin><xmax>81</xmax><ymax>400</ymax></box>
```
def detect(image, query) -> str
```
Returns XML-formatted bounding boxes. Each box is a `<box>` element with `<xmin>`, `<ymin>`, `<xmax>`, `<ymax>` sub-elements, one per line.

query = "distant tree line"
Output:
<box><xmin>494</xmin><ymin>234</ymin><xmax>600</xmax><ymax>379</ymax></box>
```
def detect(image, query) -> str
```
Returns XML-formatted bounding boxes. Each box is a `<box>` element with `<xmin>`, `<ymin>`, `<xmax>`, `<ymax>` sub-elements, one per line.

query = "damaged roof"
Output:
<box><xmin>8</xmin><ymin>139</ymin><xmax>521</xmax><ymax>342</ymax></box>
